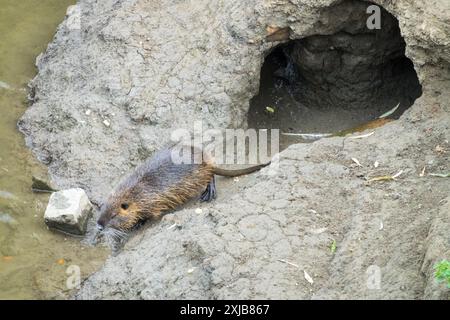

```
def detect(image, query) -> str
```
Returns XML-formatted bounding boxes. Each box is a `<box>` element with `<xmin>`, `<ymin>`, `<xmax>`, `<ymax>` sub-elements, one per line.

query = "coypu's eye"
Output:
<box><xmin>120</xmin><ymin>203</ymin><xmax>129</xmax><ymax>210</ymax></box>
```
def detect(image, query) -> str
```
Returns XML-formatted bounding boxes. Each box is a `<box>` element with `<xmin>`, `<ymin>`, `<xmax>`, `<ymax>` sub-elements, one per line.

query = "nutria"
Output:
<box><xmin>96</xmin><ymin>145</ymin><xmax>269</xmax><ymax>236</ymax></box>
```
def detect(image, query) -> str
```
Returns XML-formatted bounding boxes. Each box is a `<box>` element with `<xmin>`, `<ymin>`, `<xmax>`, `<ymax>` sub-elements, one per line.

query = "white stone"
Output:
<box><xmin>44</xmin><ymin>188</ymin><xmax>93</xmax><ymax>235</ymax></box>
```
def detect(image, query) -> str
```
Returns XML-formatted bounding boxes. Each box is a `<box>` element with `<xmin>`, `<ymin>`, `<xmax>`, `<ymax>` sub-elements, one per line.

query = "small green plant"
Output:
<box><xmin>330</xmin><ymin>239</ymin><xmax>337</xmax><ymax>254</ymax></box>
<box><xmin>434</xmin><ymin>259</ymin><xmax>450</xmax><ymax>288</ymax></box>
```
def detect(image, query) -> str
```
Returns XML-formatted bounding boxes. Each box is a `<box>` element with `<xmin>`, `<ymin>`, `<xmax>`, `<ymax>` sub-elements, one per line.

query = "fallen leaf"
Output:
<box><xmin>2</xmin><ymin>256</ymin><xmax>13</xmax><ymax>262</ymax></box>
<box><xmin>352</xmin><ymin>158</ymin><xmax>362</xmax><ymax>167</ymax></box>
<box><xmin>379</xmin><ymin>103</ymin><xmax>400</xmax><ymax>119</ymax></box>
<box><xmin>392</xmin><ymin>170</ymin><xmax>404</xmax><ymax>179</ymax></box>
<box><xmin>420</xmin><ymin>166</ymin><xmax>426</xmax><ymax>177</ymax></box>
<box><xmin>265</xmin><ymin>106</ymin><xmax>275</xmax><ymax>113</ymax></box>
<box><xmin>429</xmin><ymin>172</ymin><xmax>450</xmax><ymax>178</ymax></box>
<box><xmin>57</xmin><ymin>258</ymin><xmax>65</xmax><ymax>265</ymax></box>
<box><xmin>304</xmin><ymin>270</ymin><xmax>314</xmax><ymax>285</ymax></box>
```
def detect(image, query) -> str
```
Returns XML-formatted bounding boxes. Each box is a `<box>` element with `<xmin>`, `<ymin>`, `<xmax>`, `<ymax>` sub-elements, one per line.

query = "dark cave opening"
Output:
<box><xmin>247</xmin><ymin>1</ymin><xmax>422</xmax><ymax>149</ymax></box>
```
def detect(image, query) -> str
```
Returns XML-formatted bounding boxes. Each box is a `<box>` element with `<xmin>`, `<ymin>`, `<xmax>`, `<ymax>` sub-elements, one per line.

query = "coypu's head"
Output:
<box><xmin>97</xmin><ymin>188</ymin><xmax>143</xmax><ymax>235</ymax></box>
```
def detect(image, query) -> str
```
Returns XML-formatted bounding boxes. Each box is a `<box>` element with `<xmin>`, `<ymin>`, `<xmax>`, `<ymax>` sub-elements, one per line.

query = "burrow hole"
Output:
<box><xmin>248</xmin><ymin>1</ymin><xmax>422</xmax><ymax>150</ymax></box>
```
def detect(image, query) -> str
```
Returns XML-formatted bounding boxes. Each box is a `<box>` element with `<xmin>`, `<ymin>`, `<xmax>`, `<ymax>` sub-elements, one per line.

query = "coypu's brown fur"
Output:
<box><xmin>97</xmin><ymin>146</ymin><xmax>269</xmax><ymax>233</ymax></box>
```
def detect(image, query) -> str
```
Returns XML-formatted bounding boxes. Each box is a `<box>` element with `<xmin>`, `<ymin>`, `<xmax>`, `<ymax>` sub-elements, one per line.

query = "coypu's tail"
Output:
<box><xmin>212</xmin><ymin>162</ymin><xmax>271</xmax><ymax>177</ymax></box>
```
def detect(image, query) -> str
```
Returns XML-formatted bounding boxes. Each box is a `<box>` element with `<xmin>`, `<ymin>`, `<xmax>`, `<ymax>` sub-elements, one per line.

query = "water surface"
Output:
<box><xmin>0</xmin><ymin>0</ymin><xmax>107</xmax><ymax>299</ymax></box>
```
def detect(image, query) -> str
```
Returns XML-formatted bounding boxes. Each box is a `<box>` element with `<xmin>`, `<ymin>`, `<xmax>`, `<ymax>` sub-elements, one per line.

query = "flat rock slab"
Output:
<box><xmin>44</xmin><ymin>188</ymin><xmax>93</xmax><ymax>235</ymax></box>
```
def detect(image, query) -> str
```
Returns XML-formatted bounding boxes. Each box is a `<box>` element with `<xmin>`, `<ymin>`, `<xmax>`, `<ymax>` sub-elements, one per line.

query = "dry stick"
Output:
<box><xmin>277</xmin><ymin>259</ymin><xmax>300</xmax><ymax>268</ymax></box>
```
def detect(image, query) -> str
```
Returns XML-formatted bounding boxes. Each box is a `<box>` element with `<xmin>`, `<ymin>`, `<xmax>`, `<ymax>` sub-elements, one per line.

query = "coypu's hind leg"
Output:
<box><xmin>200</xmin><ymin>176</ymin><xmax>216</xmax><ymax>202</ymax></box>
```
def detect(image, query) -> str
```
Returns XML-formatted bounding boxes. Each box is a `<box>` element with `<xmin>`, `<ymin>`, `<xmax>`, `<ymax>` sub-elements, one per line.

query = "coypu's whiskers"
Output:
<box><xmin>102</xmin><ymin>227</ymin><xmax>128</xmax><ymax>255</ymax></box>
<box><xmin>104</xmin><ymin>227</ymin><xmax>128</xmax><ymax>242</ymax></box>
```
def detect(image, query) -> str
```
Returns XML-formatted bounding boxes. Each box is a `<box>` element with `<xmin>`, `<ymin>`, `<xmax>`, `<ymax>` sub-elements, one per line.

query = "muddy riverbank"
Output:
<box><xmin>15</xmin><ymin>0</ymin><xmax>450</xmax><ymax>299</ymax></box>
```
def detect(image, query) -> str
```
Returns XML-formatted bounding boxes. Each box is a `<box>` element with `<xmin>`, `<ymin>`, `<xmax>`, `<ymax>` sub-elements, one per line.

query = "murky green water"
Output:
<box><xmin>0</xmin><ymin>0</ymin><xmax>107</xmax><ymax>299</ymax></box>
